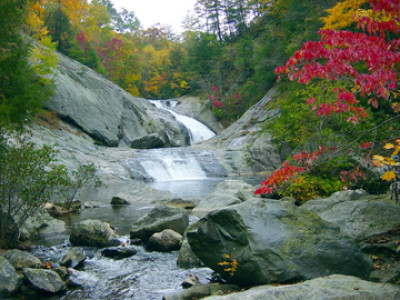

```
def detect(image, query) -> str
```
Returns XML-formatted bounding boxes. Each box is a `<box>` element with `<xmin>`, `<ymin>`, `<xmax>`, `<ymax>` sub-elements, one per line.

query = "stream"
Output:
<box><xmin>22</xmin><ymin>100</ymin><xmax>227</xmax><ymax>300</ymax></box>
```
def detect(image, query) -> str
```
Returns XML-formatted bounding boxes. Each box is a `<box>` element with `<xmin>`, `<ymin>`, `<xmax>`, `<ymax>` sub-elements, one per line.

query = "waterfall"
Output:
<box><xmin>124</xmin><ymin>148</ymin><xmax>226</xmax><ymax>181</ymax></box>
<box><xmin>149</xmin><ymin>100</ymin><xmax>215</xmax><ymax>144</ymax></box>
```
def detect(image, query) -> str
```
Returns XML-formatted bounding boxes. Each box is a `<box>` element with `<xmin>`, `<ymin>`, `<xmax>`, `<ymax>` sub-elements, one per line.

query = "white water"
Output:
<box><xmin>149</xmin><ymin>100</ymin><xmax>215</xmax><ymax>144</ymax></box>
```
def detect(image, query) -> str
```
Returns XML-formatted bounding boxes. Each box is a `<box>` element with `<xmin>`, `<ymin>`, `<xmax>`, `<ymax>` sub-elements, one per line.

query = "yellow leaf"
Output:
<box><xmin>384</xmin><ymin>143</ymin><xmax>394</xmax><ymax>149</ymax></box>
<box><xmin>373</xmin><ymin>155</ymin><xmax>385</xmax><ymax>161</ymax></box>
<box><xmin>386</xmin><ymin>159</ymin><xmax>400</xmax><ymax>166</ymax></box>
<box><xmin>382</xmin><ymin>171</ymin><xmax>396</xmax><ymax>182</ymax></box>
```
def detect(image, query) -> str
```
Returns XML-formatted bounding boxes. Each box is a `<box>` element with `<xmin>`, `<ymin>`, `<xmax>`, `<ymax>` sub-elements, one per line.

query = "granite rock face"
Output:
<box><xmin>188</xmin><ymin>198</ymin><xmax>372</xmax><ymax>286</ymax></box>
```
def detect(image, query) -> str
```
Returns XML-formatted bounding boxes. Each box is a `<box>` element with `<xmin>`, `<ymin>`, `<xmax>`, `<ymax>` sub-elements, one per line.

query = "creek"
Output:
<box><xmin>23</xmin><ymin>101</ymin><xmax>228</xmax><ymax>300</ymax></box>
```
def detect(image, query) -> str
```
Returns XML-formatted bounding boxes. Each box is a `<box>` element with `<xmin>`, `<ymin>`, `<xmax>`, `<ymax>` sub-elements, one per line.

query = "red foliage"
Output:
<box><xmin>275</xmin><ymin>0</ymin><xmax>400</xmax><ymax>123</ymax></box>
<box><xmin>76</xmin><ymin>31</ymin><xmax>88</xmax><ymax>50</ymax></box>
<box><xmin>213</xmin><ymin>100</ymin><xmax>224</xmax><ymax>108</ymax></box>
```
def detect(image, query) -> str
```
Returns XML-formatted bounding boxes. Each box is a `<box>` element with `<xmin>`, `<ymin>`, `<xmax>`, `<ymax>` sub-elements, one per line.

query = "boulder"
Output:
<box><xmin>191</xmin><ymin>180</ymin><xmax>255</xmax><ymax>218</ymax></box>
<box><xmin>300</xmin><ymin>191</ymin><xmax>400</xmax><ymax>240</ymax></box>
<box><xmin>1</xmin><ymin>249</ymin><xmax>42</xmax><ymax>270</ymax></box>
<box><xmin>177</xmin><ymin>237</ymin><xmax>203</xmax><ymax>268</ymax></box>
<box><xmin>101</xmin><ymin>247</ymin><xmax>137</xmax><ymax>259</ymax></box>
<box><xmin>187</xmin><ymin>198</ymin><xmax>372</xmax><ymax>286</ymax></box>
<box><xmin>20</xmin><ymin>208</ymin><xmax>66</xmax><ymax>241</ymax></box>
<box><xmin>163</xmin><ymin>283</ymin><xmax>240</xmax><ymax>300</ymax></box>
<box><xmin>130</xmin><ymin>205</ymin><xmax>189</xmax><ymax>242</ymax></box>
<box><xmin>111</xmin><ymin>196</ymin><xmax>130</xmax><ymax>205</ymax></box>
<box><xmin>0</xmin><ymin>256</ymin><xmax>23</xmax><ymax>297</ymax></box>
<box><xmin>202</xmin><ymin>274</ymin><xmax>400</xmax><ymax>300</ymax></box>
<box><xmin>61</xmin><ymin>248</ymin><xmax>86</xmax><ymax>268</ymax></box>
<box><xmin>70</xmin><ymin>219</ymin><xmax>115</xmax><ymax>247</ymax></box>
<box><xmin>47</xmin><ymin>53</ymin><xmax>189</xmax><ymax>148</ymax></box>
<box><xmin>23</xmin><ymin>268</ymin><xmax>66</xmax><ymax>294</ymax></box>
<box><xmin>146</xmin><ymin>229</ymin><xmax>182</xmax><ymax>252</ymax></box>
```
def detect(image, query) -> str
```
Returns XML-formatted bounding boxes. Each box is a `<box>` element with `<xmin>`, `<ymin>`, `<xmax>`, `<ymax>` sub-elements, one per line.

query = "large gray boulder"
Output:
<box><xmin>23</xmin><ymin>268</ymin><xmax>66</xmax><ymax>294</ymax></box>
<box><xmin>146</xmin><ymin>229</ymin><xmax>182</xmax><ymax>252</ymax></box>
<box><xmin>70</xmin><ymin>219</ymin><xmax>115</xmax><ymax>247</ymax></box>
<box><xmin>1</xmin><ymin>249</ymin><xmax>41</xmax><ymax>270</ymax></box>
<box><xmin>47</xmin><ymin>53</ymin><xmax>189</xmax><ymax>148</ymax></box>
<box><xmin>188</xmin><ymin>198</ymin><xmax>372</xmax><ymax>286</ymax></box>
<box><xmin>130</xmin><ymin>205</ymin><xmax>189</xmax><ymax>242</ymax></box>
<box><xmin>300</xmin><ymin>191</ymin><xmax>400</xmax><ymax>240</ymax></box>
<box><xmin>0</xmin><ymin>256</ymin><xmax>23</xmax><ymax>297</ymax></box>
<box><xmin>202</xmin><ymin>274</ymin><xmax>400</xmax><ymax>300</ymax></box>
<box><xmin>191</xmin><ymin>180</ymin><xmax>257</xmax><ymax>218</ymax></box>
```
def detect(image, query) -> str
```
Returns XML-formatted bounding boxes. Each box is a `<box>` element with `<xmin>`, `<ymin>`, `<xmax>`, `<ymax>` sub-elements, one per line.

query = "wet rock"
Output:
<box><xmin>20</xmin><ymin>208</ymin><xmax>66</xmax><ymax>241</ymax></box>
<box><xmin>23</xmin><ymin>268</ymin><xmax>66</xmax><ymax>294</ymax></box>
<box><xmin>69</xmin><ymin>200</ymin><xmax>82</xmax><ymax>211</ymax></box>
<box><xmin>181</xmin><ymin>275</ymin><xmax>200</xmax><ymax>289</ymax></box>
<box><xmin>44</xmin><ymin>203</ymin><xmax>69</xmax><ymax>217</ymax></box>
<box><xmin>61</xmin><ymin>248</ymin><xmax>86</xmax><ymax>268</ymax></box>
<box><xmin>203</xmin><ymin>275</ymin><xmax>400</xmax><ymax>300</ymax></box>
<box><xmin>164</xmin><ymin>198</ymin><xmax>200</xmax><ymax>210</ymax></box>
<box><xmin>111</xmin><ymin>196</ymin><xmax>130</xmax><ymax>205</ymax></box>
<box><xmin>191</xmin><ymin>180</ymin><xmax>255</xmax><ymax>218</ymax></box>
<box><xmin>0</xmin><ymin>256</ymin><xmax>23</xmax><ymax>297</ymax></box>
<box><xmin>188</xmin><ymin>198</ymin><xmax>372</xmax><ymax>286</ymax></box>
<box><xmin>52</xmin><ymin>266</ymin><xmax>70</xmax><ymax>281</ymax></box>
<box><xmin>177</xmin><ymin>236</ymin><xmax>203</xmax><ymax>268</ymax></box>
<box><xmin>130</xmin><ymin>205</ymin><xmax>189</xmax><ymax>242</ymax></box>
<box><xmin>70</xmin><ymin>219</ymin><xmax>115</xmax><ymax>247</ymax></box>
<box><xmin>163</xmin><ymin>283</ymin><xmax>240</xmax><ymax>300</ymax></box>
<box><xmin>300</xmin><ymin>191</ymin><xmax>400</xmax><ymax>240</ymax></box>
<box><xmin>1</xmin><ymin>249</ymin><xmax>42</xmax><ymax>270</ymax></box>
<box><xmin>146</xmin><ymin>229</ymin><xmax>182</xmax><ymax>252</ymax></box>
<box><xmin>101</xmin><ymin>247</ymin><xmax>137</xmax><ymax>259</ymax></box>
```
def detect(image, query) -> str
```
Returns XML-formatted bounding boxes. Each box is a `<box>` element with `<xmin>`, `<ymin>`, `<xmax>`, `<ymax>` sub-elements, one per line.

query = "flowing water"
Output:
<box><xmin>22</xmin><ymin>103</ymin><xmax>225</xmax><ymax>300</ymax></box>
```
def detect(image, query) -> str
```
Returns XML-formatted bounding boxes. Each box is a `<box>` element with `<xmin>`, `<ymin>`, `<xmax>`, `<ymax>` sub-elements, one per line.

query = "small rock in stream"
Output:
<box><xmin>101</xmin><ymin>247</ymin><xmax>137</xmax><ymax>259</ymax></box>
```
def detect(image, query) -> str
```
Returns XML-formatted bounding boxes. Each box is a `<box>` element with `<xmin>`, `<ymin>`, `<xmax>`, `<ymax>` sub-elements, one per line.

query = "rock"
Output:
<box><xmin>164</xmin><ymin>198</ymin><xmax>200</xmax><ymax>210</ymax></box>
<box><xmin>0</xmin><ymin>256</ymin><xmax>23</xmax><ymax>297</ymax></box>
<box><xmin>300</xmin><ymin>191</ymin><xmax>400</xmax><ymax>240</ymax></box>
<box><xmin>111</xmin><ymin>196</ymin><xmax>130</xmax><ymax>205</ymax></box>
<box><xmin>163</xmin><ymin>283</ymin><xmax>240</xmax><ymax>300</ymax></box>
<box><xmin>44</xmin><ymin>203</ymin><xmax>69</xmax><ymax>217</ymax></box>
<box><xmin>188</xmin><ymin>198</ymin><xmax>372</xmax><ymax>286</ymax></box>
<box><xmin>20</xmin><ymin>208</ymin><xmax>66</xmax><ymax>241</ymax></box>
<box><xmin>106</xmin><ymin>238</ymin><xmax>123</xmax><ymax>247</ymax></box>
<box><xmin>177</xmin><ymin>236</ymin><xmax>203</xmax><ymax>268</ymax></box>
<box><xmin>47</xmin><ymin>52</ymin><xmax>189</xmax><ymax>148</ymax></box>
<box><xmin>61</xmin><ymin>248</ymin><xmax>86</xmax><ymax>268</ymax></box>
<box><xmin>70</xmin><ymin>219</ymin><xmax>115</xmax><ymax>247</ymax></box>
<box><xmin>1</xmin><ymin>249</ymin><xmax>42</xmax><ymax>270</ymax></box>
<box><xmin>69</xmin><ymin>199</ymin><xmax>82</xmax><ymax>210</ymax></box>
<box><xmin>83</xmin><ymin>201</ymin><xmax>99</xmax><ymax>209</ymax></box>
<box><xmin>146</xmin><ymin>229</ymin><xmax>182</xmax><ymax>252</ymax></box>
<box><xmin>181</xmin><ymin>275</ymin><xmax>200</xmax><ymax>289</ymax></box>
<box><xmin>52</xmin><ymin>266</ymin><xmax>70</xmax><ymax>281</ymax></box>
<box><xmin>202</xmin><ymin>274</ymin><xmax>400</xmax><ymax>300</ymax></box>
<box><xmin>23</xmin><ymin>268</ymin><xmax>66</xmax><ymax>294</ymax></box>
<box><xmin>191</xmin><ymin>180</ymin><xmax>255</xmax><ymax>218</ymax></box>
<box><xmin>130</xmin><ymin>205</ymin><xmax>189</xmax><ymax>242</ymax></box>
<box><xmin>101</xmin><ymin>247</ymin><xmax>137</xmax><ymax>259</ymax></box>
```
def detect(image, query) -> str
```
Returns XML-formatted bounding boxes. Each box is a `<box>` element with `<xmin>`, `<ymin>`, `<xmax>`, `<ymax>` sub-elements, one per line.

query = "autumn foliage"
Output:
<box><xmin>257</xmin><ymin>0</ymin><xmax>400</xmax><ymax>200</ymax></box>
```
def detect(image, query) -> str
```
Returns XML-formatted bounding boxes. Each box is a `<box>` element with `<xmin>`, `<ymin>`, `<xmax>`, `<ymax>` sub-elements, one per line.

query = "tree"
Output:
<box><xmin>0</xmin><ymin>131</ymin><xmax>69</xmax><ymax>248</ymax></box>
<box><xmin>258</xmin><ymin>0</ymin><xmax>400</xmax><ymax>200</ymax></box>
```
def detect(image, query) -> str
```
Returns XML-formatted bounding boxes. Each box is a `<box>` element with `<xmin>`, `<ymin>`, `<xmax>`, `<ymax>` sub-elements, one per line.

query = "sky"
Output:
<box><xmin>111</xmin><ymin>0</ymin><xmax>197</xmax><ymax>33</ymax></box>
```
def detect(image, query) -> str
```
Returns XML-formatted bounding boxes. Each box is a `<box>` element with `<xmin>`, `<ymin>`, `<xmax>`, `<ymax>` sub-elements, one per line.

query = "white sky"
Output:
<box><xmin>111</xmin><ymin>0</ymin><xmax>197</xmax><ymax>33</ymax></box>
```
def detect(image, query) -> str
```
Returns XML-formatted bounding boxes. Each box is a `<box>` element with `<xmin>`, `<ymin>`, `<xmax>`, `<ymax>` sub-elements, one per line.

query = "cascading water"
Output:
<box><xmin>149</xmin><ymin>100</ymin><xmax>215</xmax><ymax>144</ymax></box>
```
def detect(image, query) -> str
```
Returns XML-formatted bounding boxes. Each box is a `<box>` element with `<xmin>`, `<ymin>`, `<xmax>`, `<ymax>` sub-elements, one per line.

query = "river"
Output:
<box><xmin>22</xmin><ymin>100</ymin><xmax>228</xmax><ymax>300</ymax></box>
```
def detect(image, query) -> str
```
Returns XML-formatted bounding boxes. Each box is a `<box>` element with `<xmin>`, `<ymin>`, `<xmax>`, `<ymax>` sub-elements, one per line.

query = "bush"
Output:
<box><xmin>0</xmin><ymin>130</ymin><xmax>69</xmax><ymax>248</ymax></box>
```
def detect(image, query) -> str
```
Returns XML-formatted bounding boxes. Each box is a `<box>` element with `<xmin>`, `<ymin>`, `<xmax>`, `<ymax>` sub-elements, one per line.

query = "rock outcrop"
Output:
<box><xmin>46</xmin><ymin>53</ymin><xmax>189</xmax><ymax>148</ymax></box>
<box><xmin>1</xmin><ymin>250</ymin><xmax>42</xmax><ymax>270</ymax></box>
<box><xmin>202</xmin><ymin>274</ymin><xmax>400</xmax><ymax>300</ymax></box>
<box><xmin>300</xmin><ymin>190</ymin><xmax>400</xmax><ymax>240</ymax></box>
<box><xmin>188</xmin><ymin>198</ymin><xmax>372</xmax><ymax>286</ymax></box>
